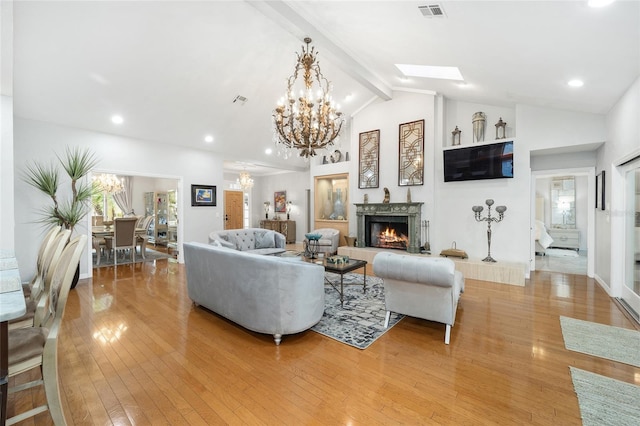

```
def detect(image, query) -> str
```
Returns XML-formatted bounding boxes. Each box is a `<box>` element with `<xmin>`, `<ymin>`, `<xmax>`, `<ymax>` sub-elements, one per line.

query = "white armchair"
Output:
<box><xmin>373</xmin><ymin>252</ymin><xmax>464</xmax><ymax>344</ymax></box>
<box><xmin>308</xmin><ymin>228</ymin><xmax>340</xmax><ymax>255</ymax></box>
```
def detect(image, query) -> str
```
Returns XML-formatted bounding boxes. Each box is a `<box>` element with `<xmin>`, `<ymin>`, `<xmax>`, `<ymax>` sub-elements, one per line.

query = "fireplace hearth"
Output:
<box><xmin>355</xmin><ymin>202</ymin><xmax>423</xmax><ymax>253</ymax></box>
<box><xmin>366</xmin><ymin>215</ymin><xmax>409</xmax><ymax>250</ymax></box>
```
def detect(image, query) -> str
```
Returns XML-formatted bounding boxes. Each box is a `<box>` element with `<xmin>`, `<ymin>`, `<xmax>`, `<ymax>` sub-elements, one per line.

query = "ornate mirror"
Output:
<box><xmin>551</xmin><ymin>176</ymin><xmax>576</xmax><ymax>228</ymax></box>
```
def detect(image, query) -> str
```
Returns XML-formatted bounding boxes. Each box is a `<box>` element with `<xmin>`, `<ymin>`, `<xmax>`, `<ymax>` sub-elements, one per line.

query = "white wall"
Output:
<box><xmin>256</xmin><ymin>170</ymin><xmax>310</xmax><ymax>242</ymax></box>
<box><xmin>444</xmin><ymin>100</ymin><xmax>516</xmax><ymax>146</ymax></box>
<box><xmin>14</xmin><ymin>118</ymin><xmax>224</xmax><ymax>280</ymax></box>
<box><xmin>348</xmin><ymin>90</ymin><xmax>436</xmax><ymax>239</ymax></box>
<box><xmin>1</xmin><ymin>96</ymin><xmax>14</xmax><ymax>252</ymax></box>
<box><xmin>603</xmin><ymin>76</ymin><xmax>640</xmax><ymax>293</ymax></box>
<box><xmin>342</xmin><ymin>94</ymin><xmax>607</xmax><ymax>277</ymax></box>
<box><xmin>1</xmin><ymin>1</ymin><xmax>15</xmax><ymax>252</ymax></box>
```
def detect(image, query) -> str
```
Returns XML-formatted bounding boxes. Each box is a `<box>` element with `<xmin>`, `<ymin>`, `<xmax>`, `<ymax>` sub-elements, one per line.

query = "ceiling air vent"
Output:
<box><xmin>418</xmin><ymin>4</ymin><xmax>446</xmax><ymax>18</ymax></box>
<box><xmin>233</xmin><ymin>95</ymin><xmax>248</xmax><ymax>105</ymax></box>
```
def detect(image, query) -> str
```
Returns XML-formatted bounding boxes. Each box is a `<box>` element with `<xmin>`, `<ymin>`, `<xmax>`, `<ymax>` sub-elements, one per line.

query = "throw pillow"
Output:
<box><xmin>209</xmin><ymin>240</ymin><xmax>222</xmax><ymax>247</ymax></box>
<box><xmin>255</xmin><ymin>230</ymin><xmax>276</xmax><ymax>249</ymax></box>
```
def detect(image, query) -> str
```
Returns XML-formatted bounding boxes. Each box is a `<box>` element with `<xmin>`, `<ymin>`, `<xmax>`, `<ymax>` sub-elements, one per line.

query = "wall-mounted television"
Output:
<box><xmin>443</xmin><ymin>141</ymin><xmax>514</xmax><ymax>182</ymax></box>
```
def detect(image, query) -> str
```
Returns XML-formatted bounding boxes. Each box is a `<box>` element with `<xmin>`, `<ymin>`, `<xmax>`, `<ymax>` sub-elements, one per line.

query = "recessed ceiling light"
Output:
<box><xmin>204</xmin><ymin>135</ymin><xmax>214</xmax><ymax>143</ymax></box>
<box><xmin>457</xmin><ymin>82</ymin><xmax>470</xmax><ymax>88</ymax></box>
<box><xmin>395</xmin><ymin>64</ymin><xmax>464</xmax><ymax>81</ymax></box>
<box><xmin>111</xmin><ymin>115</ymin><xmax>124</xmax><ymax>125</ymax></box>
<box><xmin>344</xmin><ymin>93</ymin><xmax>354</xmax><ymax>102</ymax></box>
<box><xmin>588</xmin><ymin>0</ymin><xmax>615</xmax><ymax>8</ymax></box>
<box><xmin>568</xmin><ymin>79</ymin><xmax>584</xmax><ymax>87</ymax></box>
<box><xmin>265</xmin><ymin>148</ymin><xmax>273</xmax><ymax>155</ymax></box>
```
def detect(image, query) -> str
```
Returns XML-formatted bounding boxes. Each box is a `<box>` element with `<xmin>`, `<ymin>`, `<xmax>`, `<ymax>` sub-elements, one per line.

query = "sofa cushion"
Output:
<box><xmin>255</xmin><ymin>230</ymin><xmax>276</xmax><ymax>249</ymax></box>
<box><xmin>233</xmin><ymin>231</ymin><xmax>255</xmax><ymax>251</ymax></box>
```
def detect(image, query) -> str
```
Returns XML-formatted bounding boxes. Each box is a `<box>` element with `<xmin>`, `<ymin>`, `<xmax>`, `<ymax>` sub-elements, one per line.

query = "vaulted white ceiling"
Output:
<box><xmin>11</xmin><ymin>1</ymin><xmax>640</xmax><ymax>174</ymax></box>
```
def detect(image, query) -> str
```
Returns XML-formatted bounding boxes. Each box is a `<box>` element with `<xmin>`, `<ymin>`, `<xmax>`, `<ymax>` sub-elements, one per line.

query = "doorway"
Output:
<box><xmin>224</xmin><ymin>190</ymin><xmax>244</xmax><ymax>230</ymax></box>
<box><xmin>86</xmin><ymin>172</ymin><xmax>182</xmax><ymax>277</ymax></box>
<box><xmin>615</xmin><ymin>157</ymin><xmax>640</xmax><ymax>319</ymax></box>
<box><xmin>531</xmin><ymin>168</ymin><xmax>595</xmax><ymax>276</ymax></box>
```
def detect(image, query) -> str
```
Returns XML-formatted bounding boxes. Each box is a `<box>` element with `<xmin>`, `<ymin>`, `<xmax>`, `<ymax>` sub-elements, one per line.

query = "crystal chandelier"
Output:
<box><xmin>237</xmin><ymin>171</ymin><xmax>254</xmax><ymax>190</ymax></box>
<box><xmin>273</xmin><ymin>37</ymin><xmax>344</xmax><ymax>159</ymax></box>
<box><xmin>93</xmin><ymin>173</ymin><xmax>124</xmax><ymax>193</ymax></box>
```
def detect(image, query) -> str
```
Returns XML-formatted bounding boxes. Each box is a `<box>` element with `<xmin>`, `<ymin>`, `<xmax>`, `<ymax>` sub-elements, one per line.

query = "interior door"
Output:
<box><xmin>224</xmin><ymin>190</ymin><xmax>244</xmax><ymax>230</ymax></box>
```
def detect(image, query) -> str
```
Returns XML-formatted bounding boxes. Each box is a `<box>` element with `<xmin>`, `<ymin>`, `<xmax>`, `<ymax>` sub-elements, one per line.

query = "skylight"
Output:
<box><xmin>395</xmin><ymin>64</ymin><xmax>463</xmax><ymax>81</ymax></box>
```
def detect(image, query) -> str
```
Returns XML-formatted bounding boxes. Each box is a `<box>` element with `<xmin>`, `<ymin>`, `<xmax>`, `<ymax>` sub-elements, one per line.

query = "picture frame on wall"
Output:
<box><xmin>274</xmin><ymin>190</ymin><xmax>287</xmax><ymax>213</ymax></box>
<box><xmin>191</xmin><ymin>184</ymin><xmax>216</xmax><ymax>206</ymax></box>
<box><xmin>596</xmin><ymin>170</ymin><xmax>605</xmax><ymax>211</ymax></box>
<box><xmin>398</xmin><ymin>119</ymin><xmax>425</xmax><ymax>186</ymax></box>
<box><xmin>358</xmin><ymin>129</ymin><xmax>380</xmax><ymax>189</ymax></box>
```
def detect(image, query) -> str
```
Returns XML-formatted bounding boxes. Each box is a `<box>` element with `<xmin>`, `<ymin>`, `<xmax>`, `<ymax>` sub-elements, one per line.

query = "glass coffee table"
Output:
<box><xmin>306</xmin><ymin>257</ymin><xmax>367</xmax><ymax>306</ymax></box>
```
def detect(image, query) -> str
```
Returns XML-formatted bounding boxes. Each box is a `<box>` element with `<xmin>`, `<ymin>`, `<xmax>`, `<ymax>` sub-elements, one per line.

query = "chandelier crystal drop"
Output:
<box><xmin>93</xmin><ymin>173</ymin><xmax>124</xmax><ymax>193</ymax></box>
<box><xmin>237</xmin><ymin>171</ymin><xmax>254</xmax><ymax>190</ymax></box>
<box><xmin>273</xmin><ymin>37</ymin><xmax>344</xmax><ymax>159</ymax></box>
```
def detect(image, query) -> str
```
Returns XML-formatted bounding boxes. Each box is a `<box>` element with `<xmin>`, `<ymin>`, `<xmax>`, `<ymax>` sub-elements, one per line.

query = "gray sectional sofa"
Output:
<box><xmin>208</xmin><ymin>228</ymin><xmax>286</xmax><ymax>255</ymax></box>
<box><xmin>183</xmin><ymin>241</ymin><xmax>325</xmax><ymax>345</ymax></box>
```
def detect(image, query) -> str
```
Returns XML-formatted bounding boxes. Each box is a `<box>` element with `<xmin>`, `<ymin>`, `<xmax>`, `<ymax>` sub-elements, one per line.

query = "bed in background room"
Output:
<box><xmin>535</xmin><ymin>220</ymin><xmax>554</xmax><ymax>256</ymax></box>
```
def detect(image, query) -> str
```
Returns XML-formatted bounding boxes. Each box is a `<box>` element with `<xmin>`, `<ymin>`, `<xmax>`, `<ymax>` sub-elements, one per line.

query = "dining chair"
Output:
<box><xmin>104</xmin><ymin>217</ymin><xmax>138</xmax><ymax>265</ymax></box>
<box><xmin>21</xmin><ymin>225</ymin><xmax>61</xmax><ymax>300</ymax></box>
<box><xmin>136</xmin><ymin>215</ymin><xmax>155</xmax><ymax>259</ymax></box>
<box><xmin>6</xmin><ymin>234</ymin><xmax>86</xmax><ymax>425</ymax></box>
<box><xmin>10</xmin><ymin>229</ymin><xmax>71</xmax><ymax>330</ymax></box>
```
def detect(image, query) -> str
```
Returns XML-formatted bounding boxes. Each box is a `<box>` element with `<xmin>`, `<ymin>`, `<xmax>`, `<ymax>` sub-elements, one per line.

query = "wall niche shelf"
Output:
<box><xmin>314</xmin><ymin>173</ymin><xmax>349</xmax><ymax>243</ymax></box>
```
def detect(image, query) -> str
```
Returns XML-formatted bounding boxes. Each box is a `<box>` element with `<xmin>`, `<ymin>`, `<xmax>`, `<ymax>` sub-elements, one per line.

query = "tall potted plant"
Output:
<box><xmin>23</xmin><ymin>146</ymin><xmax>100</xmax><ymax>287</ymax></box>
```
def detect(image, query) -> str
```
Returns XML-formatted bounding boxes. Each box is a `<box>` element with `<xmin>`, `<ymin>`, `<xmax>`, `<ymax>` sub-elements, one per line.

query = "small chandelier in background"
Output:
<box><xmin>273</xmin><ymin>37</ymin><xmax>344</xmax><ymax>159</ymax></box>
<box><xmin>237</xmin><ymin>171</ymin><xmax>254</xmax><ymax>190</ymax></box>
<box><xmin>93</xmin><ymin>173</ymin><xmax>124</xmax><ymax>193</ymax></box>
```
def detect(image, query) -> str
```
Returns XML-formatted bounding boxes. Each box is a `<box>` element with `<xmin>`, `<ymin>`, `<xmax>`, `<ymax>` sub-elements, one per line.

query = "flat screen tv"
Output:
<box><xmin>444</xmin><ymin>141</ymin><xmax>514</xmax><ymax>182</ymax></box>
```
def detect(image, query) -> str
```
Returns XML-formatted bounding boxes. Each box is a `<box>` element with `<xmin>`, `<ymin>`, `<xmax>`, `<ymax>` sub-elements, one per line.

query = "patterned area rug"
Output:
<box><xmin>570</xmin><ymin>367</ymin><xmax>640</xmax><ymax>426</ymax></box>
<box><xmin>93</xmin><ymin>248</ymin><xmax>173</xmax><ymax>268</ymax></box>
<box><xmin>311</xmin><ymin>273</ymin><xmax>403</xmax><ymax>349</ymax></box>
<box><xmin>560</xmin><ymin>316</ymin><xmax>640</xmax><ymax>367</ymax></box>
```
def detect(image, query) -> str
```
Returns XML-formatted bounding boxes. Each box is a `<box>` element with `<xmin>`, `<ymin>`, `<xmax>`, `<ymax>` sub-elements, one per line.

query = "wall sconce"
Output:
<box><xmin>263</xmin><ymin>201</ymin><xmax>270</xmax><ymax>219</ymax></box>
<box><xmin>451</xmin><ymin>126</ymin><xmax>461</xmax><ymax>146</ymax></box>
<box><xmin>287</xmin><ymin>201</ymin><xmax>293</xmax><ymax>219</ymax></box>
<box><xmin>472</xmin><ymin>199</ymin><xmax>507</xmax><ymax>262</ymax></box>
<box><xmin>495</xmin><ymin>117</ymin><xmax>507</xmax><ymax>139</ymax></box>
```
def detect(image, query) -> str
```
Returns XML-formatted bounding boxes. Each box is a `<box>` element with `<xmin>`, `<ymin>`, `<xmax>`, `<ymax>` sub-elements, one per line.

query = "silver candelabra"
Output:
<box><xmin>472</xmin><ymin>199</ymin><xmax>507</xmax><ymax>263</ymax></box>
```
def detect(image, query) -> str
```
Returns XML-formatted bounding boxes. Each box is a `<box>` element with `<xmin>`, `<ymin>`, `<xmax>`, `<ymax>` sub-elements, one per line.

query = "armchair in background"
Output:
<box><xmin>305</xmin><ymin>228</ymin><xmax>340</xmax><ymax>256</ymax></box>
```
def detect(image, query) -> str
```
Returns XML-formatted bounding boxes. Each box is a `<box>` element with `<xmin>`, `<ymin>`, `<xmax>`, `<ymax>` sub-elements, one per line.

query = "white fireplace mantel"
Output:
<box><xmin>354</xmin><ymin>202</ymin><xmax>424</xmax><ymax>253</ymax></box>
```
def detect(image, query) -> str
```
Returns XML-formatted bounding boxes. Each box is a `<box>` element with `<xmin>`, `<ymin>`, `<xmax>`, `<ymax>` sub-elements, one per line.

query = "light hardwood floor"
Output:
<box><xmin>7</xmin><ymin>251</ymin><xmax>640</xmax><ymax>425</ymax></box>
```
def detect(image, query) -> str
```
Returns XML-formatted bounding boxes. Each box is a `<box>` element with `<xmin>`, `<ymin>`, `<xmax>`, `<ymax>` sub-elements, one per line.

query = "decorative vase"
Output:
<box><xmin>333</xmin><ymin>188</ymin><xmax>345</xmax><ymax>219</ymax></box>
<box><xmin>323</xmin><ymin>189</ymin><xmax>333</xmax><ymax>219</ymax></box>
<box><xmin>472</xmin><ymin>111</ymin><xmax>486</xmax><ymax>143</ymax></box>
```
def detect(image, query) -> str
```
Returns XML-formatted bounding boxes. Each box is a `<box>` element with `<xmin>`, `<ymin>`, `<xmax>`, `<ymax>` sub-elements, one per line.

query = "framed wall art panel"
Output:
<box><xmin>358</xmin><ymin>129</ymin><xmax>380</xmax><ymax>189</ymax></box>
<box><xmin>274</xmin><ymin>190</ymin><xmax>287</xmax><ymax>212</ymax></box>
<box><xmin>398</xmin><ymin>119</ymin><xmax>424</xmax><ymax>186</ymax></box>
<box><xmin>191</xmin><ymin>184</ymin><xmax>216</xmax><ymax>206</ymax></box>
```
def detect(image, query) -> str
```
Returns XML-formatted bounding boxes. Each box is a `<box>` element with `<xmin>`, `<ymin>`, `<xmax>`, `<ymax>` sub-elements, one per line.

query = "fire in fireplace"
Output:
<box><xmin>366</xmin><ymin>215</ymin><xmax>409</xmax><ymax>250</ymax></box>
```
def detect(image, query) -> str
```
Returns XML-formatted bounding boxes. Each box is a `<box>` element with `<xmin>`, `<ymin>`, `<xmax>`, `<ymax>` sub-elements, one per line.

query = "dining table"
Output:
<box><xmin>91</xmin><ymin>225</ymin><xmax>148</xmax><ymax>238</ymax></box>
<box><xmin>0</xmin><ymin>251</ymin><xmax>27</xmax><ymax>425</ymax></box>
<box><xmin>91</xmin><ymin>226</ymin><xmax>149</xmax><ymax>265</ymax></box>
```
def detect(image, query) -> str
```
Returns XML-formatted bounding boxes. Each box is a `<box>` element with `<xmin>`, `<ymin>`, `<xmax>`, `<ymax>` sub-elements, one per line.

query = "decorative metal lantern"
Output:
<box><xmin>495</xmin><ymin>117</ymin><xmax>507</xmax><ymax>139</ymax></box>
<box><xmin>451</xmin><ymin>126</ymin><xmax>461</xmax><ymax>146</ymax></box>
